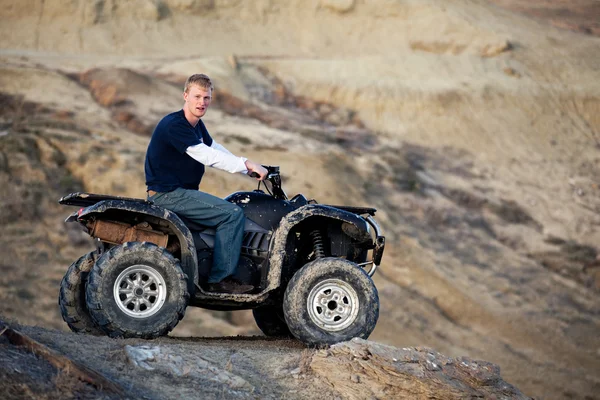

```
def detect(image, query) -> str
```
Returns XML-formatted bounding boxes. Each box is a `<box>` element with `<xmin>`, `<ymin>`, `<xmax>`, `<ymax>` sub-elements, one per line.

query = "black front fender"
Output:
<box><xmin>264</xmin><ymin>204</ymin><xmax>369</xmax><ymax>292</ymax></box>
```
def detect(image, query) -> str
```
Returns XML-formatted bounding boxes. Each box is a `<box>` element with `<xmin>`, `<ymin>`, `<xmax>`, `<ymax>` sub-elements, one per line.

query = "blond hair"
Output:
<box><xmin>184</xmin><ymin>74</ymin><xmax>213</xmax><ymax>93</ymax></box>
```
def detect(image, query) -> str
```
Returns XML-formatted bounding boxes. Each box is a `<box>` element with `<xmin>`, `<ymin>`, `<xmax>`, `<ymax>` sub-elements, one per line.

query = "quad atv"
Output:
<box><xmin>58</xmin><ymin>166</ymin><xmax>385</xmax><ymax>345</ymax></box>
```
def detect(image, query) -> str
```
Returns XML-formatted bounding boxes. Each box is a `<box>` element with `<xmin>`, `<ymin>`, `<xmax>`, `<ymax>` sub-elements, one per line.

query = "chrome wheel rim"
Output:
<box><xmin>307</xmin><ymin>279</ymin><xmax>359</xmax><ymax>332</ymax></box>
<box><xmin>113</xmin><ymin>265</ymin><xmax>167</xmax><ymax>319</ymax></box>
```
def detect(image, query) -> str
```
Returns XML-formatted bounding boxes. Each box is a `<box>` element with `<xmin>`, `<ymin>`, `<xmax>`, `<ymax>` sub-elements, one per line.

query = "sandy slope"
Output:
<box><xmin>1</xmin><ymin>1</ymin><xmax>599</xmax><ymax>399</ymax></box>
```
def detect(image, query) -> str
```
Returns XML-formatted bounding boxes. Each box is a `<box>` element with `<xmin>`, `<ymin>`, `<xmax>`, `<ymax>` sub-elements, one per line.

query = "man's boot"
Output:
<box><xmin>206</xmin><ymin>277</ymin><xmax>253</xmax><ymax>294</ymax></box>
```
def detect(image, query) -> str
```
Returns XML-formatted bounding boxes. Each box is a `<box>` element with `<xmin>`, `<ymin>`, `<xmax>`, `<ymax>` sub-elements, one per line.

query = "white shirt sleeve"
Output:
<box><xmin>210</xmin><ymin>140</ymin><xmax>233</xmax><ymax>155</ymax></box>
<box><xmin>186</xmin><ymin>142</ymin><xmax>248</xmax><ymax>174</ymax></box>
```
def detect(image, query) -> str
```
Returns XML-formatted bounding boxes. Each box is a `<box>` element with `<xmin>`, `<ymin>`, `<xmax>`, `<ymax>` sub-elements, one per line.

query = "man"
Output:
<box><xmin>145</xmin><ymin>73</ymin><xmax>268</xmax><ymax>294</ymax></box>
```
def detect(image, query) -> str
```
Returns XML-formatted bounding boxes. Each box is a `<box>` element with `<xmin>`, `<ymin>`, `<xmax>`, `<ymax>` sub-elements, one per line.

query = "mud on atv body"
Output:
<box><xmin>58</xmin><ymin>166</ymin><xmax>385</xmax><ymax>345</ymax></box>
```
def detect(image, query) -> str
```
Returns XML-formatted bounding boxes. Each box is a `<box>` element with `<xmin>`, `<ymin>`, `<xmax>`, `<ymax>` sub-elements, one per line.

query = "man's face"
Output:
<box><xmin>184</xmin><ymin>85</ymin><xmax>212</xmax><ymax>119</ymax></box>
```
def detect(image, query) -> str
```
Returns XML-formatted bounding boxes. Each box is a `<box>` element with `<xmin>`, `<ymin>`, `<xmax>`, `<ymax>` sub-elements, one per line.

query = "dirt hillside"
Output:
<box><xmin>1</xmin><ymin>0</ymin><xmax>599</xmax><ymax>399</ymax></box>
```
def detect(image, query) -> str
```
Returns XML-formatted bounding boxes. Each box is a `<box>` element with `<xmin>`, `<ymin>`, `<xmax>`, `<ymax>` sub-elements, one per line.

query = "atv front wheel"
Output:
<box><xmin>58</xmin><ymin>251</ymin><xmax>104</xmax><ymax>335</ymax></box>
<box><xmin>252</xmin><ymin>306</ymin><xmax>292</xmax><ymax>338</ymax></box>
<box><xmin>283</xmin><ymin>258</ymin><xmax>379</xmax><ymax>346</ymax></box>
<box><xmin>86</xmin><ymin>242</ymin><xmax>189</xmax><ymax>339</ymax></box>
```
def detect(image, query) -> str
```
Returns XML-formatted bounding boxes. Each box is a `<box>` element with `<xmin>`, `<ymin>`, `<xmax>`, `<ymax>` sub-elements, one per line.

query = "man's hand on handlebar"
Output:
<box><xmin>245</xmin><ymin>160</ymin><xmax>268</xmax><ymax>181</ymax></box>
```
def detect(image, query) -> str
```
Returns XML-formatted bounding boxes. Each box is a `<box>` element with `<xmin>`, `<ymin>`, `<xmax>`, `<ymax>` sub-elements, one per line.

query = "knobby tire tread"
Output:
<box><xmin>86</xmin><ymin>241</ymin><xmax>189</xmax><ymax>339</ymax></box>
<box><xmin>58</xmin><ymin>251</ymin><xmax>104</xmax><ymax>335</ymax></box>
<box><xmin>283</xmin><ymin>258</ymin><xmax>379</xmax><ymax>346</ymax></box>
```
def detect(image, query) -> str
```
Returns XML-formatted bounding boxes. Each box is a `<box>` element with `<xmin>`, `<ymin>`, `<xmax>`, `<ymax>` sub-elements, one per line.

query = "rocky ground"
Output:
<box><xmin>1</xmin><ymin>0</ymin><xmax>599</xmax><ymax>399</ymax></box>
<box><xmin>1</xmin><ymin>321</ymin><xmax>529</xmax><ymax>400</ymax></box>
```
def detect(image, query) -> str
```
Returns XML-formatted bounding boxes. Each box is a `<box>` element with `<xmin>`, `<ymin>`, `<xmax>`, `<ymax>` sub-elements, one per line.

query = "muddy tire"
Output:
<box><xmin>252</xmin><ymin>306</ymin><xmax>292</xmax><ymax>338</ymax></box>
<box><xmin>58</xmin><ymin>252</ymin><xmax>104</xmax><ymax>335</ymax></box>
<box><xmin>283</xmin><ymin>258</ymin><xmax>379</xmax><ymax>346</ymax></box>
<box><xmin>86</xmin><ymin>242</ymin><xmax>189</xmax><ymax>339</ymax></box>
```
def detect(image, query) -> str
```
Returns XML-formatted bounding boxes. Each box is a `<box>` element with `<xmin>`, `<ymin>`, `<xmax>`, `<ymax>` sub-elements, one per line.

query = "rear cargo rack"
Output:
<box><xmin>59</xmin><ymin>192</ymin><xmax>147</xmax><ymax>207</ymax></box>
<box><xmin>325</xmin><ymin>205</ymin><xmax>377</xmax><ymax>216</ymax></box>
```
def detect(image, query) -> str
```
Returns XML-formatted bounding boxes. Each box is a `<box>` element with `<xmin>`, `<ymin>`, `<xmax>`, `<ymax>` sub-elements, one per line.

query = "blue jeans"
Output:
<box><xmin>148</xmin><ymin>188</ymin><xmax>245</xmax><ymax>283</ymax></box>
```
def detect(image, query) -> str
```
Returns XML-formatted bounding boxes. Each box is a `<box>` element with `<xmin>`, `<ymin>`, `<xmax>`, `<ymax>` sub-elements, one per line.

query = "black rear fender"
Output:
<box><xmin>74</xmin><ymin>199</ymin><xmax>198</xmax><ymax>294</ymax></box>
<box><xmin>265</xmin><ymin>205</ymin><xmax>372</xmax><ymax>291</ymax></box>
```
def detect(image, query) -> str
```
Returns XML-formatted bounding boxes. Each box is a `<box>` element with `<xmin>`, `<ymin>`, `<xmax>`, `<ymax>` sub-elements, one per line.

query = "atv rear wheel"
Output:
<box><xmin>283</xmin><ymin>258</ymin><xmax>379</xmax><ymax>346</ymax></box>
<box><xmin>86</xmin><ymin>242</ymin><xmax>189</xmax><ymax>339</ymax></box>
<box><xmin>58</xmin><ymin>252</ymin><xmax>104</xmax><ymax>335</ymax></box>
<box><xmin>252</xmin><ymin>306</ymin><xmax>292</xmax><ymax>338</ymax></box>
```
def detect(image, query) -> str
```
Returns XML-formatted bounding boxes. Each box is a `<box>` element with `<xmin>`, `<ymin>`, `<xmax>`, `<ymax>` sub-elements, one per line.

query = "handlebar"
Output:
<box><xmin>249</xmin><ymin>166</ymin><xmax>279</xmax><ymax>179</ymax></box>
<box><xmin>250</xmin><ymin>166</ymin><xmax>286</xmax><ymax>199</ymax></box>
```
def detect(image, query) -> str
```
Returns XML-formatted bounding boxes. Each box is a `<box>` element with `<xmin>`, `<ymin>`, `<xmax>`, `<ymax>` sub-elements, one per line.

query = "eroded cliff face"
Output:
<box><xmin>0</xmin><ymin>1</ymin><xmax>599</xmax><ymax>399</ymax></box>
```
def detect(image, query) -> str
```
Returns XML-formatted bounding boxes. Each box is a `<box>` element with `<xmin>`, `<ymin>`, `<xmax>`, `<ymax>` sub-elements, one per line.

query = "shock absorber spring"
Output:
<box><xmin>310</xmin><ymin>230</ymin><xmax>325</xmax><ymax>258</ymax></box>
